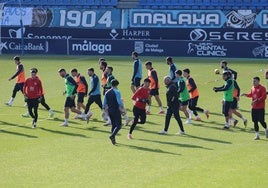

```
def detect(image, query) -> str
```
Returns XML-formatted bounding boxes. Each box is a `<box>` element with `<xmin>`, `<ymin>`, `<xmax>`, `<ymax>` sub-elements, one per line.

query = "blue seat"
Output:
<box><xmin>186</xmin><ymin>0</ymin><xmax>195</xmax><ymax>5</ymax></box>
<box><xmin>138</xmin><ymin>0</ymin><xmax>147</xmax><ymax>6</ymax></box>
<box><xmin>20</xmin><ymin>0</ymin><xmax>34</xmax><ymax>5</ymax></box>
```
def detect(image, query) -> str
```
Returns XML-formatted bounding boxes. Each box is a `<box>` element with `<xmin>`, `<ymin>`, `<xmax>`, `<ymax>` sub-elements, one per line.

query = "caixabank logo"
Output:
<box><xmin>0</xmin><ymin>42</ymin><xmax>8</xmax><ymax>51</ymax></box>
<box><xmin>0</xmin><ymin>40</ymin><xmax>48</xmax><ymax>53</ymax></box>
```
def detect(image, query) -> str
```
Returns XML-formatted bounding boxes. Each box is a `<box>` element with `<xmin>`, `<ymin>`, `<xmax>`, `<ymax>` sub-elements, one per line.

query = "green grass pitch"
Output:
<box><xmin>0</xmin><ymin>55</ymin><xmax>267</xmax><ymax>188</ymax></box>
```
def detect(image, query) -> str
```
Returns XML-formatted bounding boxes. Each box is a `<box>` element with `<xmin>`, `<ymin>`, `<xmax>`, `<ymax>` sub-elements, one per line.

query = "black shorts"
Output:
<box><xmin>189</xmin><ymin>96</ymin><xmax>198</xmax><ymax>107</ymax></box>
<box><xmin>133</xmin><ymin>106</ymin><xmax>146</xmax><ymax>123</ymax></box>
<box><xmin>27</xmin><ymin>98</ymin><xmax>39</xmax><ymax>108</ymax></box>
<box><xmin>87</xmin><ymin>95</ymin><xmax>102</xmax><ymax>107</ymax></box>
<box><xmin>131</xmin><ymin>77</ymin><xmax>141</xmax><ymax>87</ymax></box>
<box><xmin>64</xmin><ymin>97</ymin><xmax>76</xmax><ymax>108</ymax></box>
<box><xmin>150</xmin><ymin>88</ymin><xmax>159</xmax><ymax>96</ymax></box>
<box><xmin>179</xmin><ymin>100</ymin><xmax>189</xmax><ymax>106</ymax></box>
<box><xmin>231</xmin><ymin>98</ymin><xmax>238</xmax><ymax>109</ymax></box>
<box><xmin>222</xmin><ymin>101</ymin><xmax>232</xmax><ymax>117</ymax></box>
<box><xmin>251</xmin><ymin>108</ymin><xmax>265</xmax><ymax>122</ymax></box>
<box><xmin>14</xmin><ymin>83</ymin><xmax>24</xmax><ymax>92</ymax></box>
<box><xmin>77</xmin><ymin>92</ymin><xmax>86</xmax><ymax>103</ymax></box>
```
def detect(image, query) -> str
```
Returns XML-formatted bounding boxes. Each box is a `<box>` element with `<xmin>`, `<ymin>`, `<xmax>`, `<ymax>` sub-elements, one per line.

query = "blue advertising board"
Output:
<box><xmin>3</xmin><ymin>27</ymin><xmax>268</xmax><ymax>41</ymax></box>
<box><xmin>67</xmin><ymin>39</ymin><xmax>268</xmax><ymax>58</ymax></box>
<box><xmin>1</xmin><ymin>38</ymin><xmax>267</xmax><ymax>58</ymax></box>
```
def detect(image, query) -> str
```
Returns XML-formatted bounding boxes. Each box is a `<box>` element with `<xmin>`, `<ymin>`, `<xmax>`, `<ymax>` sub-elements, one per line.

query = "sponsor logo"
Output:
<box><xmin>134</xmin><ymin>41</ymin><xmax>164</xmax><ymax>54</ymax></box>
<box><xmin>9</xmin><ymin>41</ymin><xmax>48</xmax><ymax>52</ymax></box>
<box><xmin>0</xmin><ymin>40</ymin><xmax>48</xmax><ymax>52</ymax></box>
<box><xmin>110</xmin><ymin>29</ymin><xmax>119</xmax><ymax>39</ymax></box>
<box><xmin>189</xmin><ymin>29</ymin><xmax>268</xmax><ymax>41</ymax></box>
<box><xmin>0</xmin><ymin>42</ymin><xmax>8</xmax><ymax>51</ymax></box>
<box><xmin>72</xmin><ymin>40</ymin><xmax>112</xmax><ymax>54</ymax></box>
<box><xmin>134</xmin><ymin>41</ymin><xmax>144</xmax><ymax>53</ymax></box>
<box><xmin>9</xmin><ymin>27</ymin><xmax>26</xmax><ymax>38</ymax></box>
<box><xmin>110</xmin><ymin>29</ymin><xmax>151</xmax><ymax>40</ymax></box>
<box><xmin>122</xmin><ymin>29</ymin><xmax>150</xmax><ymax>39</ymax></box>
<box><xmin>9</xmin><ymin>28</ymin><xmax>72</xmax><ymax>39</ymax></box>
<box><xmin>130</xmin><ymin>10</ymin><xmax>224</xmax><ymax>28</ymax></box>
<box><xmin>190</xmin><ymin>29</ymin><xmax>207</xmax><ymax>41</ymax></box>
<box><xmin>187</xmin><ymin>42</ymin><xmax>227</xmax><ymax>57</ymax></box>
<box><xmin>252</xmin><ymin>43</ymin><xmax>268</xmax><ymax>57</ymax></box>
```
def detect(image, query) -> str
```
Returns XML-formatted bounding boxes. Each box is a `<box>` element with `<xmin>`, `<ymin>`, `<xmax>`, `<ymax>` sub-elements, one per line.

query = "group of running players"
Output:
<box><xmin>4</xmin><ymin>53</ymin><xmax>268</xmax><ymax>144</ymax></box>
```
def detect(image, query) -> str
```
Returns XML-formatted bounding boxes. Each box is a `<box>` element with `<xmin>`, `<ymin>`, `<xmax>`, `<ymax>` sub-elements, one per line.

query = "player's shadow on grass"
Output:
<box><xmin>186</xmin><ymin>134</ymin><xmax>232</xmax><ymax>144</ymax></box>
<box><xmin>133</xmin><ymin>127</ymin><xmax>162</xmax><ymax>135</ymax></box>
<box><xmin>40</xmin><ymin>127</ymin><xmax>88</xmax><ymax>138</ymax></box>
<box><xmin>235</xmin><ymin>126</ymin><xmax>255</xmax><ymax>133</ymax></box>
<box><xmin>207</xmin><ymin>111</ymin><xmax>224</xmax><ymax>117</ymax></box>
<box><xmin>0</xmin><ymin>129</ymin><xmax>38</xmax><ymax>138</ymax></box>
<box><xmin>90</xmin><ymin>118</ymin><xmax>106</xmax><ymax>123</ymax></box>
<box><xmin>139</xmin><ymin>138</ymin><xmax>213</xmax><ymax>150</ymax></box>
<box><xmin>47</xmin><ymin>117</ymin><xmax>81</xmax><ymax>125</ymax></box>
<box><xmin>119</xmin><ymin>143</ymin><xmax>181</xmax><ymax>156</ymax></box>
<box><xmin>39</xmin><ymin>108</ymin><xmax>62</xmax><ymax>114</ymax></box>
<box><xmin>204</xmin><ymin>121</ymin><xmax>236</xmax><ymax>132</ymax></box>
<box><xmin>0</xmin><ymin>120</ymin><xmax>33</xmax><ymax>130</ymax></box>
<box><xmin>86</xmin><ymin>126</ymin><xmax>111</xmax><ymax>134</ymax></box>
<box><xmin>144</xmin><ymin>121</ymin><xmax>159</xmax><ymax>125</ymax></box>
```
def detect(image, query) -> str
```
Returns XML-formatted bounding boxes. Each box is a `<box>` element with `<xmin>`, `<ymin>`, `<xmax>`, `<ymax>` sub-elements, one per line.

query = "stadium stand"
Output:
<box><xmin>0</xmin><ymin>0</ymin><xmax>267</xmax><ymax>9</ymax></box>
<box><xmin>137</xmin><ymin>0</ymin><xmax>268</xmax><ymax>10</ymax></box>
<box><xmin>0</xmin><ymin>0</ymin><xmax>118</xmax><ymax>8</ymax></box>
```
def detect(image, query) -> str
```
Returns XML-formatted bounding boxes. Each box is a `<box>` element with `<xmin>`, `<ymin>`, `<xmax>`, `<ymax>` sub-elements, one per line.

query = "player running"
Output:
<box><xmin>182</xmin><ymin>68</ymin><xmax>209</xmax><ymax>121</ymax></box>
<box><xmin>131</xmin><ymin>51</ymin><xmax>142</xmax><ymax>93</ymax></box>
<box><xmin>23</xmin><ymin>68</ymin><xmax>43</xmax><ymax>128</ymax></box>
<box><xmin>6</xmin><ymin>56</ymin><xmax>25</xmax><ymax>106</ymax></box>
<box><xmin>145</xmin><ymin>61</ymin><xmax>165</xmax><ymax>114</ymax></box>
<box><xmin>103</xmin><ymin>66</ymin><xmax>131</xmax><ymax>126</ymax></box>
<box><xmin>220</xmin><ymin>60</ymin><xmax>237</xmax><ymax>80</ymax></box>
<box><xmin>84</xmin><ymin>68</ymin><xmax>102</xmax><ymax>120</ymax></box>
<box><xmin>241</xmin><ymin>77</ymin><xmax>268</xmax><ymax>140</ymax></box>
<box><xmin>99</xmin><ymin>59</ymin><xmax>108</xmax><ymax>95</ymax></box>
<box><xmin>128</xmin><ymin>78</ymin><xmax>151</xmax><ymax>139</ymax></box>
<box><xmin>175</xmin><ymin>70</ymin><xmax>191</xmax><ymax>124</ymax></box>
<box><xmin>102</xmin><ymin>79</ymin><xmax>125</xmax><ymax>145</ymax></box>
<box><xmin>71</xmin><ymin>68</ymin><xmax>88</xmax><ymax>115</ymax></box>
<box><xmin>58</xmin><ymin>69</ymin><xmax>90</xmax><ymax>126</ymax></box>
<box><xmin>22</xmin><ymin>68</ymin><xmax>54</xmax><ymax>118</ymax></box>
<box><xmin>213</xmin><ymin>71</ymin><xmax>234</xmax><ymax>130</ymax></box>
<box><xmin>265</xmin><ymin>70</ymin><xmax>268</xmax><ymax>94</ymax></box>
<box><xmin>229</xmin><ymin>80</ymin><xmax>247</xmax><ymax>127</ymax></box>
<box><xmin>104</xmin><ymin>66</ymin><xmax>115</xmax><ymax>94</ymax></box>
<box><xmin>166</xmin><ymin>56</ymin><xmax>178</xmax><ymax>83</ymax></box>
